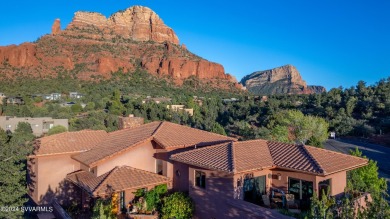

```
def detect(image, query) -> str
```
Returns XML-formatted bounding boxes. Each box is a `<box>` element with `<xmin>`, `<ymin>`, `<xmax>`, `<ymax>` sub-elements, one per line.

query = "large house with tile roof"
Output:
<box><xmin>28</xmin><ymin>121</ymin><xmax>368</xmax><ymax>218</ymax></box>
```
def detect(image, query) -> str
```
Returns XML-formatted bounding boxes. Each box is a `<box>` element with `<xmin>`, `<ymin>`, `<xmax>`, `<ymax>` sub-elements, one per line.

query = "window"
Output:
<box><xmin>243</xmin><ymin>175</ymin><xmax>266</xmax><ymax>205</ymax></box>
<box><xmin>318</xmin><ymin>179</ymin><xmax>331</xmax><ymax>199</ymax></box>
<box><xmin>43</xmin><ymin>122</ymin><xmax>54</xmax><ymax>130</ymax></box>
<box><xmin>195</xmin><ymin>170</ymin><xmax>206</xmax><ymax>188</ymax></box>
<box><xmin>156</xmin><ymin>159</ymin><xmax>163</xmax><ymax>175</ymax></box>
<box><xmin>120</xmin><ymin>191</ymin><xmax>125</xmax><ymax>210</ymax></box>
<box><xmin>288</xmin><ymin>178</ymin><xmax>313</xmax><ymax>200</ymax></box>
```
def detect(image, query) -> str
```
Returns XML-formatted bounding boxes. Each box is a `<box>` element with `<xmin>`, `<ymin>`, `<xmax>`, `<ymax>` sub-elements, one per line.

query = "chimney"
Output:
<box><xmin>118</xmin><ymin>115</ymin><xmax>144</xmax><ymax>130</ymax></box>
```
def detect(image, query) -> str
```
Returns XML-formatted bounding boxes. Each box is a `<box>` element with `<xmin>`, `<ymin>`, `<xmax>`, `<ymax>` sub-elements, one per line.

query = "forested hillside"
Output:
<box><xmin>1</xmin><ymin>70</ymin><xmax>389</xmax><ymax>146</ymax></box>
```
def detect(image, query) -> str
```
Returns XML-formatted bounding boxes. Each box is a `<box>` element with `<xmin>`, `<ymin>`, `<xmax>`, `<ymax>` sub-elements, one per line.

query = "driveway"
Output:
<box><xmin>324</xmin><ymin>139</ymin><xmax>390</xmax><ymax>197</ymax></box>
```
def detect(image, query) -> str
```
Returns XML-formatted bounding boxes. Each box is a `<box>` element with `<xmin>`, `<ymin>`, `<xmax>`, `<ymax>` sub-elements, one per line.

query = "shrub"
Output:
<box><xmin>47</xmin><ymin>125</ymin><xmax>67</xmax><ymax>135</ymax></box>
<box><xmin>161</xmin><ymin>192</ymin><xmax>194</xmax><ymax>219</ymax></box>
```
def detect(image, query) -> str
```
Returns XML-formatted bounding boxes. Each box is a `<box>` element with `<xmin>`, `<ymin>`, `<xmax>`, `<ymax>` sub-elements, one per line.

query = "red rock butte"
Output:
<box><xmin>0</xmin><ymin>6</ymin><xmax>241</xmax><ymax>89</ymax></box>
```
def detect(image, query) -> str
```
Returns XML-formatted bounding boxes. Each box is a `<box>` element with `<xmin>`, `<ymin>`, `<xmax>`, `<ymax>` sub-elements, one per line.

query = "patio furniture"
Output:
<box><xmin>285</xmin><ymin>194</ymin><xmax>301</xmax><ymax>213</ymax></box>
<box><xmin>262</xmin><ymin>195</ymin><xmax>271</xmax><ymax>207</ymax></box>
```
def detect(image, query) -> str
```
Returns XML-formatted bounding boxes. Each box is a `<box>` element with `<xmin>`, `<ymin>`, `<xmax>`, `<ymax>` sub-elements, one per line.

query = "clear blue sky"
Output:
<box><xmin>1</xmin><ymin>0</ymin><xmax>389</xmax><ymax>90</ymax></box>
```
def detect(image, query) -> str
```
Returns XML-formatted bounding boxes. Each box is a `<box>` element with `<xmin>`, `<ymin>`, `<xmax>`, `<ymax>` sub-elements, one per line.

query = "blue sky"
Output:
<box><xmin>1</xmin><ymin>0</ymin><xmax>389</xmax><ymax>90</ymax></box>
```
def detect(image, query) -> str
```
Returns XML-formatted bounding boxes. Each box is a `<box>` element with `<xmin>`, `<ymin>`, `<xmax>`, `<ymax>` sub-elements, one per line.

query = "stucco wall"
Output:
<box><xmin>96</xmin><ymin>141</ymin><xmax>156</xmax><ymax>176</ymax></box>
<box><xmin>171</xmin><ymin>161</ymin><xmax>190</xmax><ymax>192</ymax></box>
<box><xmin>270</xmin><ymin>168</ymin><xmax>347</xmax><ymax>198</ymax></box>
<box><xmin>316</xmin><ymin>171</ymin><xmax>347</xmax><ymax>196</ymax></box>
<box><xmin>188</xmin><ymin>166</ymin><xmax>235</xmax><ymax>219</ymax></box>
<box><xmin>271</xmin><ymin>168</ymin><xmax>318</xmax><ymax>195</ymax></box>
<box><xmin>233</xmin><ymin>169</ymin><xmax>272</xmax><ymax>200</ymax></box>
<box><xmin>34</xmin><ymin>154</ymin><xmax>81</xmax><ymax>204</ymax></box>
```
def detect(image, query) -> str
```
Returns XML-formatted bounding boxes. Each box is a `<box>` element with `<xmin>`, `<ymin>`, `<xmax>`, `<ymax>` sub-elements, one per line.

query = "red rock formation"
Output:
<box><xmin>0</xmin><ymin>6</ymin><xmax>240</xmax><ymax>89</ymax></box>
<box><xmin>52</xmin><ymin>19</ymin><xmax>61</xmax><ymax>35</ymax></box>
<box><xmin>240</xmin><ymin>65</ymin><xmax>325</xmax><ymax>95</ymax></box>
<box><xmin>0</xmin><ymin>43</ymin><xmax>38</xmax><ymax>67</ymax></box>
<box><xmin>66</xmin><ymin>6</ymin><xmax>179</xmax><ymax>44</ymax></box>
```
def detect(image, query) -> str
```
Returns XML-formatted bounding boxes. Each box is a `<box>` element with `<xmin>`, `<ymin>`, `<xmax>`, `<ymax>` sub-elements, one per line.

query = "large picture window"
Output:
<box><xmin>195</xmin><ymin>170</ymin><xmax>206</xmax><ymax>188</ymax></box>
<box><xmin>288</xmin><ymin>178</ymin><xmax>313</xmax><ymax>200</ymax></box>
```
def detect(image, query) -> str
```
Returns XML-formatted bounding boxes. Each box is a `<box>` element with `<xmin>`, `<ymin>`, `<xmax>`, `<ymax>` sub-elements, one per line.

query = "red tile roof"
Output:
<box><xmin>32</xmin><ymin>130</ymin><xmax>108</xmax><ymax>156</ymax></box>
<box><xmin>171</xmin><ymin>140</ymin><xmax>368</xmax><ymax>175</ymax></box>
<box><xmin>153</xmin><ymin>122</ymin><xmax>235</xmax><ymax>148</ymax></box>
<box><xmin>170</xmin><ymin>140</ymin><xmax>273</xmax><ymax>173</ymax></box>
<box><xmin>72</xmin><ymin>121</ymin><xmax>234</xmax><ymax>167</ymax></box>
<box><xmin>305</xmin><ymin>146</ymin><xmax>369</xmax><ymax>175</ymax></box>
<box><xmin>72</xmin><ymin>122</ymin><xmax>160</xmax><ymax>166</ymax></box>
<box><xmin>66</xmin><ymin>166</ymin><xmax>170</xmax><ymax>196</ymax></box>
<box><xmin>268</xmin><ymin>141</ymin><xmax>323</xmax><ymax>174</ymax></box>
<box><xmin>234</xmin><ymin>140</ymin><xmax>274</xmax><ymax>173</ymax></box>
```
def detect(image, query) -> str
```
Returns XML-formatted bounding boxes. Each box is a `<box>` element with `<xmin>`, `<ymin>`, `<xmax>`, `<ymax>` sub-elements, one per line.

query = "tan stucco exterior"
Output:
<box><xmin>29</xmin><ymin>154</ymin><xmax>81</xmax><ymax>204</ymax></box>
<box><xmin>96</xmin><ymin>141</ymin><xmax>157</xmax><ymax>176</ymax></box>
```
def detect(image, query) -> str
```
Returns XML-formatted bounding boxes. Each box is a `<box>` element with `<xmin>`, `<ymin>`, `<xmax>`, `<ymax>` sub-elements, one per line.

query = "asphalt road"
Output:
<box><xmin>324</xmin><ymin>139</ymin><xmax>390</xmax><ymax>196</ymax></box>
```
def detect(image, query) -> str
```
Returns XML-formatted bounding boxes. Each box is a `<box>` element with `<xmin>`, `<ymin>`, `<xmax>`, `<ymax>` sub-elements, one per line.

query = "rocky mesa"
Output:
<box><xmin>0</xmin><ymin>6</ymin><xmax>239</xmax><ymax>88</ymax></box>
<box><xmin>240</xmin><ymin>65</ymin><xmax>326</xmax><ymax>95</ymax></box>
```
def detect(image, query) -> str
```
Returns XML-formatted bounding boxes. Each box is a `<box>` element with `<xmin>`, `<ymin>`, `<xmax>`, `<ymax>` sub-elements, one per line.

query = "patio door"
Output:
<box><xmin>243</xmin><ymin>175</ymin><xmax>266</xmax><ymax>205</ymax></box>
<box><xmin>288</xmin><ymin>178</ymin><xmax>313</xmax><ymax>209</ymax></box>
<box><xmin>288</xmin><ymin>178</ymin><xmax>313</xmax><ymax>199</ymax></box>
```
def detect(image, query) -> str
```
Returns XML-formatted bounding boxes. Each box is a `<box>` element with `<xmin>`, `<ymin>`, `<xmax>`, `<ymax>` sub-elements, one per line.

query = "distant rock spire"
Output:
<box><xmin>52</xmin><ymin>19</ymin><xmax>61</xmax><ymax>35</ymax></box>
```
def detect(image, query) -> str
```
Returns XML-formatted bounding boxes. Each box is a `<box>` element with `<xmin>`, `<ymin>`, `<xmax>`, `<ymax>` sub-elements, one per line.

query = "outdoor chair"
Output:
<box><xmin>285</xmin><ymin>194</ymin><xmax>301</xmax><ymax>213</ymax></box>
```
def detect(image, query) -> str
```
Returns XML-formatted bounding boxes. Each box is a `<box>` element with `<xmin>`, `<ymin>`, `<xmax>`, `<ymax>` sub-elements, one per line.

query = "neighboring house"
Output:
<box><xmin>68</xmin><ymin>92</ymin><xmax>84</xmax><ymax>99</ymax></box>
<box><xmin>222</xmin><ymin>98</ymin><xmax>239</xmax><ymax>103</ymax></box>
<box><xmin>142</xmin><ymin>97</ymin><xmax>172</xmax><ymax>104</ymax></box>
<box><xmin>6</xmin><ymin>96</ymin><xmax>24</xmax><ymax>105</ymax></box>
<box><xmin>0</xmin><ymin>116</ymin><xmax>68</xmax><ymax>136</ymax></box>
<box><xmin>167</xmin><ymin>105</ymin><xmax>194</xmax><ymax>116</ymax></box>
<box><xmin>43</xmin><ymin>93</ymin><xmax>62</xmax><ymax>101</ymax></box>
<box><xmin>0</xmin><ymin>92</ymin><xmax>6</xmax><ymax>104</ymax></box>
<box><xmin>60</xmin><ymin>102</ymin><xmax>86</xmax><ymax>108</ymax></box>
<box><xmin>29</xmin><ymin>121</ymin><xmax>368</xmax><ymax>218</ymax></box>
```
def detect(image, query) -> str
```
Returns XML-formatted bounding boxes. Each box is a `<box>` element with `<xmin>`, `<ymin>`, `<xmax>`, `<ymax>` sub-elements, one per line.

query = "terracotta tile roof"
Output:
<box><xmin>153</xmin><ymin>122</ymin><xmax>235</xmax><ymax>148</ymax></box>
<box><xmin>66</xmin><ymin>166</ymin><xmax>170</xmax><ymax>196</ymax></box>
<box><xmin>171</xmin><ymin>140</ymin><xmax>368</xmax><ymax>176</ymax></box>
<box><xmin>66</xmin><ymin>169</ymin><xmax>112</xmax><ymax>194</ymax></box>
<box><xmin>233</xmin><ymin>140</ymin><xmax>274</xmax><ymax>173</ymax></box>
<box><xmin>268</xmin><ymin>141</ymin><xmax>323</xmax><ymax>174</ymax></box>
<box><xmin>304</xmin><ymin>146</ymin><xmax>368</xmax><ymax>175</ymax></box>
<box><xmin>72</xmin><ymin>121</ymin><xmax>234</xmax><ymax>167</ymax></box>
<box><xmin>72</xmin><ymin>122</ymin><xmax>161</xmax><ymax>166</ymax></box>
<box><xmin>32</xmin><ymin>130</ymin><xmax>108</xmax><ymax>156</ymax></box>
<box><xmin>170</xmin><ymin>140</ymin><xmax>273</xmax><ymax>173</ymax></box>
<box><xmin>170</xmin><ymin>142</ymin><xmax>234</xmax><ymax>172</ymax></box>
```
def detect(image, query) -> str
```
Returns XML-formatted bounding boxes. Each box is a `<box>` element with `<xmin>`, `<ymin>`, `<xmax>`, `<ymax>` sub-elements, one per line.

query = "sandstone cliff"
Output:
<box><xmin>65</xmin><ymin>6</ymin><xmax>179</xmax><ymax>44</ymax></box>
<box><xmin>240</xmin><ymin>65</ymin><xmax>326</xmax><ymax>95</ymax></box>
<box><xmin>0</xmin><ymin>6</ymin><xmax>239</xmax><ymax>89</ymax></box>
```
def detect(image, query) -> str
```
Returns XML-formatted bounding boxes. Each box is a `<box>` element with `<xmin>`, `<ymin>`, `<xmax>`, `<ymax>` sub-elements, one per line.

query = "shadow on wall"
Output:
<box><xmin>39</xmin><ymin>180</ymin><xmax>82</xmax><ymax>207</ymax></box>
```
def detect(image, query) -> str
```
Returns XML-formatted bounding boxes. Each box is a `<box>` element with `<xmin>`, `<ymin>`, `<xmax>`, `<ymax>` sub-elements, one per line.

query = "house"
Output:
<box><xmin>60</xmin><ymin>102</ymin><xmax>87</xmax><ymax>108</ymax></box>
<box><xmin>29</xmin><ymin>121</ymin><xmax>234</xmax><ymax>206</ymax></box>
<box><xmin>0</xmin><ymin>92</ymin><xmax>6</xmax><ymax>104</ymax></box>
<box><xmin>69</xmin><ymin>92</ymin><xmax>84</xmax><ymax>99</ymax></box>
<box><xmin>223</xmin><ymin>97</ymin><xmax>239</xmax><ymax>103</ymax></box>
<box><xmin>29</xmin><ymin>121</ymin><xmax>368</xmax><ymax>218</ymax></box>
<box><xmin>43</xmin><ymin>93</ymin><xmax>62</xmax><ymax>101</ymax></box>
<box><xmin>142</xmin><ymin>97</ymin><xmax>172</xmax><ymax>104</ymax></box>
<box><xmin>170</xmin><ymin>140</ymin><xmax>368</xmax><ymax>218</ymax></box>
<box><xmin>6</xmin><ymin>96</ymin><xmax>24</xmax><ymax>105</ymax></box>
<box><xmin>167</xmin><ymin>105</ymin><xmax>194</xmax><ymax>116</ymax></box>
<box><xmin>0</xmin><ymin>116</ymin><xmax>68</xmax><ymax>136</ymax></box>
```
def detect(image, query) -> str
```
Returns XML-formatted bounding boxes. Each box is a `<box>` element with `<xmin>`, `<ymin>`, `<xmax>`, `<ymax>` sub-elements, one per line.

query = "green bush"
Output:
<box><xmin>161</xmin><ymin>192</ymin><xmax>194</xmax><ymax>219</ymax></box>
<box><xmin>47</xmin><ymin>125</ymin><xmax>68</xmax><ymax>136</ymax></box>
<box><xmin>145</xmin><ymin>184</ymin><xmax>168</xmax><ymax>211</ymax></box>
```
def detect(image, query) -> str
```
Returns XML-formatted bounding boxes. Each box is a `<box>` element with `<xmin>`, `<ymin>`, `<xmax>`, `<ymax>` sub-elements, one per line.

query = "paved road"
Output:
<box><xmin>324</xmin><ymin>139</ymin><xmax>390</xmax><ymax>196</ymax></box>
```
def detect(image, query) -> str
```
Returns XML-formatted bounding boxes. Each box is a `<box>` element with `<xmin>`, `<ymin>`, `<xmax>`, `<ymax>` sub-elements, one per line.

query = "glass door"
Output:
<box><xmin>243</xmin><ymin>175</ymin><xmax>266</xmax><ymax>205</ymax></box>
